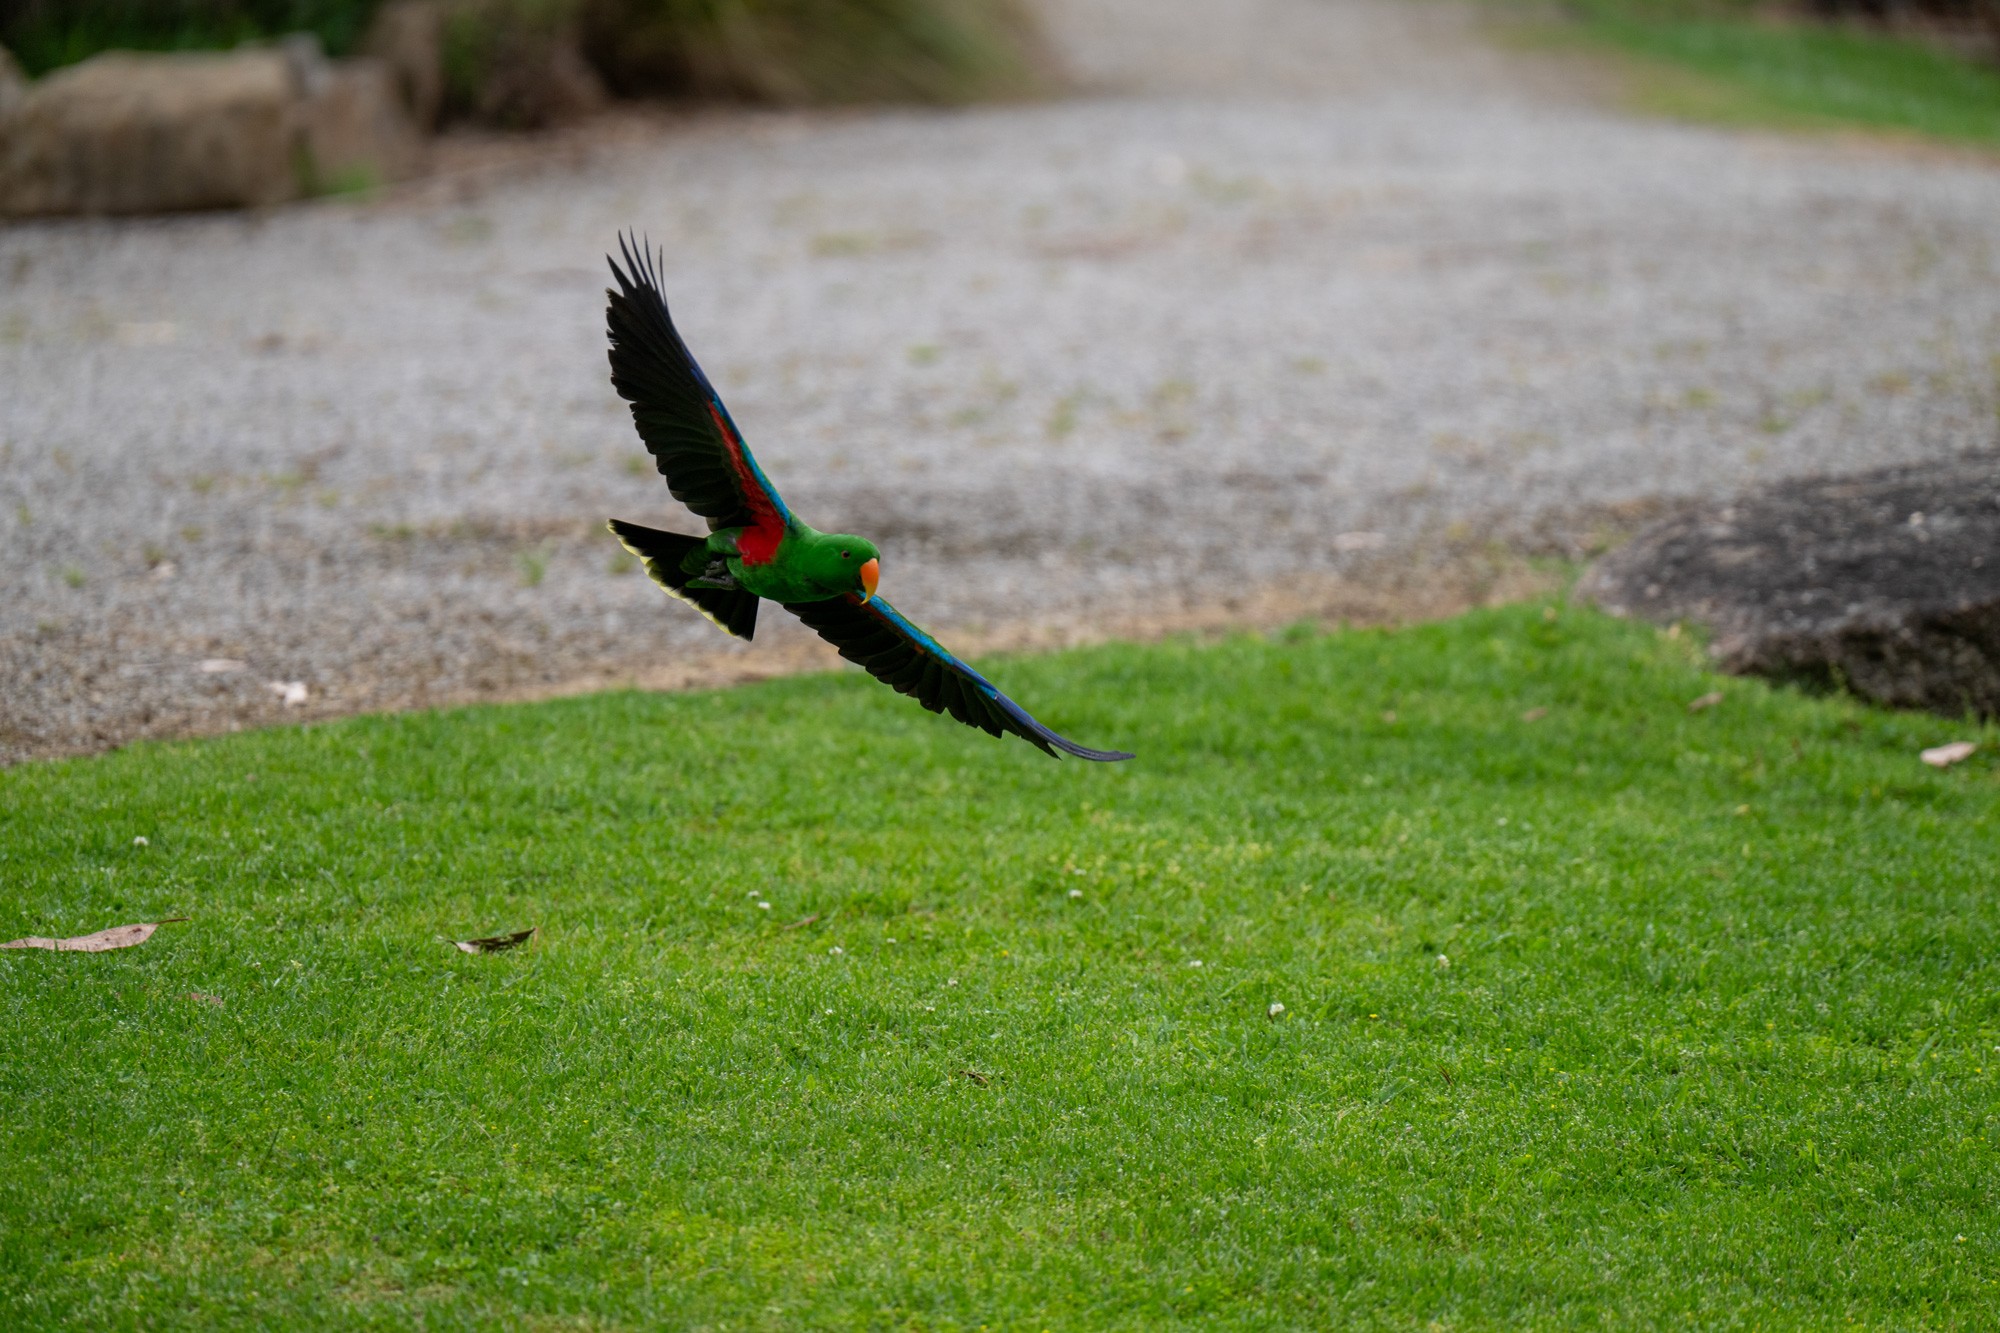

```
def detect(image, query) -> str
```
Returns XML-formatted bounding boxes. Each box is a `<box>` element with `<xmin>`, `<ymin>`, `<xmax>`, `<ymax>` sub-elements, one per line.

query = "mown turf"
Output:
<box><xmin>2</xmin><ymin>604</ymin><xmax>1997</xmax><ymax>1328</ymax></box>
<box><xmin>1504</xmin><ymin>2</ymin><xmax>2000</xmax><ymax>146</ymax></box>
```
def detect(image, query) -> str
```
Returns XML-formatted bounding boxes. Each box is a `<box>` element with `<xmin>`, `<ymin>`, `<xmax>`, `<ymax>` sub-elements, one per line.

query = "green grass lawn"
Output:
<box><xmin>1503</xmin><ymin>1</ymin><xmax>2000</xmax><ymax>146</ymax></box>
<box><xmin>3</xmin><ymin>603</ymin><xmax>1997</xmax><ymax>1327</ymax></box>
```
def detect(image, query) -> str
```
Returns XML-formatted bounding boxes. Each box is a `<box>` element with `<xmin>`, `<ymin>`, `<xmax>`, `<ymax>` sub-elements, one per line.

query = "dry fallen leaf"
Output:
<box><xmin>1332</xmin><ymin>530</ymin><xmax>1388</xmax><ymax>553</ymax></box>
<box><xmin>187</xmin><ymin>991</ymin><xmax>225</xmax><ymax>1007</ymax></box>
<box><xmin>455</xmin><ymin>927</ymin><xmax>536</xmax><ymax>955</ymax></box>
<box><xmin>954</xmin><ymin>1068</ymin><xmax>991</xmax><ymax>1086</ymax></box>
<box><xmin>1921</xmin><ymin>741</ymin><xmax>1977</xmax><ymax>769</ymax></box>
<box><xmin>1687</xmin><ymin>691</ymin><xmax>1725</xmax><ymax>713</ymax></box>
<box><xmin>2</xmin><ymin>918</ymin><xmax>187</xmax><ymax>952</ymax></box>
<box><xmin>198</xmin><ymin>658</ymin><xmax>245</xmax><ymax>674</ymax></box>
<box><xmin>1521</xmin><ymin>706</ymin><xmax>1549</xmax><ymax>723</ymax></box>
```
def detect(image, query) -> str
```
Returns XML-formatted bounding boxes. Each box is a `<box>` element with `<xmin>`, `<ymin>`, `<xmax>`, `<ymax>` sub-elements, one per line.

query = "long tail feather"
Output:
<box><xmin>608</xmin><ymin>518</ymin><xmax>760</xmax><ymax>641</ymax></box>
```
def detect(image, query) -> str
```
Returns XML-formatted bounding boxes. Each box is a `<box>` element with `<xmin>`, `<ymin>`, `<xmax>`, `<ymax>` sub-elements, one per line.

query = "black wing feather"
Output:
<box><xmin>606</xmin><ymin>234</ymin><xmax>793</xmax><ymax>534</ymax></box>
<box><xmin>784</xmin><ymin>594</ymin><xmax>1133</xmax><ymax>762</ymax></box>
<box><xmin>607</xmin><ymin>518</ymin><xmax>760</xmax><ymax>640</ymax></box>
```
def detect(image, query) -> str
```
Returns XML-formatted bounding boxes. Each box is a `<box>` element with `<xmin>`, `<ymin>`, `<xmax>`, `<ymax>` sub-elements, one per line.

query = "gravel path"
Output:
<box><xmin>4</xmin><ymin>0</ymin><xmax>1999</xmax><ymax>763</ymax></box>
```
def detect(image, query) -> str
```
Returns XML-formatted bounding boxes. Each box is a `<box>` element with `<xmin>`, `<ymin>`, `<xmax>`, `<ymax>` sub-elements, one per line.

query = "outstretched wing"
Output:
<box><xmin>606</xmin><ymin>234</ymin><xmax>792</xmax><ymax>551</ymax></box>
<box><xmin>784</xmin><ymin>594</ymin><xmax>1133</xmax><ymax>762</ymax></box>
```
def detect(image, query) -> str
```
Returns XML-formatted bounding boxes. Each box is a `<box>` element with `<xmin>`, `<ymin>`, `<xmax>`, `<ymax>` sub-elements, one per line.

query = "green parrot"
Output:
<box><xmin>602</xmin><ymin>236</ymin><xmax>1133</xmax><ymax>762</ymax></box>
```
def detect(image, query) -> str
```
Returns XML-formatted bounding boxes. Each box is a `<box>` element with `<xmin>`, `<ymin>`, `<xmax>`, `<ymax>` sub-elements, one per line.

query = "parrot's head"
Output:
<box><xmin>809</xmin><ymin>534</ymin><xmax>881</xmax><ymax>602</ymax></box>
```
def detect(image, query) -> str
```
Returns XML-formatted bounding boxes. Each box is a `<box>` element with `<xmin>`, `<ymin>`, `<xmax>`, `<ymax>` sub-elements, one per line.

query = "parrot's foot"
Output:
<box><xmin>687</xmin><ymin>558</ymin><xmax>739</xmax><ymax>590</ymax></box>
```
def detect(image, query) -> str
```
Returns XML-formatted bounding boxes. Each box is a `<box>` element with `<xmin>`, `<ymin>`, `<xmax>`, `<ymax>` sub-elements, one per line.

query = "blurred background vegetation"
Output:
<box><xmin>1</xmin><ymin>0</ymin><xmax>399</xmax><ymax>72</ymax></box>
<box><xmin>0</xmin><ymin>0</ymin><xmax>1994</xmax><ymax>137</ymax></box>
<box><xmin>0</xmin><ymin>0</ymin><xmax>1053</xmax><ymax>115</ymax></box>
<box><xmin>1499</xmin><ymin>0</ymin><xmax>2000</xmax><ymax>144</ymax></box>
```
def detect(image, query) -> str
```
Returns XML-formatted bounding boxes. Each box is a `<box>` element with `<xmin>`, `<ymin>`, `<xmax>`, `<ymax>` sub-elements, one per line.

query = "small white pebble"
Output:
<box><xmin>828</xmin><ymin>946</ymin><xmax>844</xmax><ymax>956</ymax></box>
<box><xmin>947</xmin><ymin>978</ymin><xmax>958</xmax><ymax>986</ymax></box>
<box><xmin>885</xmin><ymin>937</ymin><xmax>898</xmax><ymax>945</ymax></box>
<box><xmin>825</xmin><ymin>1009</ymin><xmax>833</xmax><ymax>1015</ymax></box>
<box><xmin>1268</xmin><ymin>1002</ymin><xmax>1285</xmax><ymax>1018</ymax></box>
<box><xmin>1068</xmin><ymin>887</ymin><xmax>1084</xmax><ymax>899</ymax></box>
<box><xmin>1189</xmin><ymin>959</ymin><xmax>1203</xmax><ymax>968</ymax></box>
<box><xmin>132</xmin><ymin>836</ymin><xmax>149</xmax><ymax>847</ymax></box>
<box><xmin>1436</xmin><ymin>954</ymin><xmax>1451</xmax><ymax>970</ymax></box>
<box><xmin>757</xmin><ymin>901</ymin><xmax>771</xmax><ymax>910</ymax></box>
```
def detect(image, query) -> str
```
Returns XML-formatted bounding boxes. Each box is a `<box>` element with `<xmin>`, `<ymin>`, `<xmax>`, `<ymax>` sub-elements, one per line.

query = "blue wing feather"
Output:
<box><xmin>784</xmin><ymin>594</ymin><xmax>1133</xmax><ymax>762</ymax></box>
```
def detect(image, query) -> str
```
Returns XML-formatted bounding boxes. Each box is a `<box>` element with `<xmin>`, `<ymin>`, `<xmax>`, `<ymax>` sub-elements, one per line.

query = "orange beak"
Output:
<box><xmin>858</xmin><ymin>557</ymin><xmax>879</xmax><ymax>603</ymax></box>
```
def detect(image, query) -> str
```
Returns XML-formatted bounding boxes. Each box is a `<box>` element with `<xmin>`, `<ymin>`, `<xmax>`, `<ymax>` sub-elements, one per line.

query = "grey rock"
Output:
<box><xmin>1581</xmin><ymin>454</ymin><xmax>2000</xmax><ymax>718</ymax></box>
<box><xmin>300</xmin><ymin>56</ymin><xmax>423</xmax><ymax>192</ymax></box>
<box><xmin>286</xmin><ymin>35</ymin><xmax>421</xmax><ymax>192</ymax></box>
<box><xmin>0</xmin><ymin>41</ymin><xmax>417</xmax><ymax>217</ymax></box>
<box><xmin>0</xmin><ymin>49</ymin><xmax>303</xmax><ymax>214</ymax></box>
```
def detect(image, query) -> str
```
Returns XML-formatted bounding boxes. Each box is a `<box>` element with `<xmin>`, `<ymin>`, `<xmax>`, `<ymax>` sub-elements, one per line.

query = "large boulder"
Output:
<box><xmin>0</xmin><ymin>39</ymin><xmax>418</xmax><ymax>217</ymax></box>
<box><xmin>0</xmin><ymin>48</ymin><xmax>302</xmax><ymax>213</ymax></box>
<box><xmin>290</xmin><ymin>41</ymin><xmax>423</xmax><ymax>193</ymax></box>
<box><xmin>1580</xmin><ymin>453</ymin><xmax>2000</xmax><ymax>719</ymax></box>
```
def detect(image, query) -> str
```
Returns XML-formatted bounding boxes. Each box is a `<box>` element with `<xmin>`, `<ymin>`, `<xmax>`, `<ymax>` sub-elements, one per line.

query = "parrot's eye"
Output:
<box><xmin>840</xmin><ymin>550</ymin><xmax>850</xmax><ymax>559</ymax></box>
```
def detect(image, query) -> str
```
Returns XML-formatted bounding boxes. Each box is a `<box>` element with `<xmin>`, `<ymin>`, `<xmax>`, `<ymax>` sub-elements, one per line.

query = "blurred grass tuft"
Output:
<box><xmin>1498</xmin><ymin>0</ymin><xmax>2000</xmax><ymax>145</ymax></box>
<box><xmin>583</xmin><ymin>0</ymin><xmax>1051</xmax><ymax>103</ymax></box>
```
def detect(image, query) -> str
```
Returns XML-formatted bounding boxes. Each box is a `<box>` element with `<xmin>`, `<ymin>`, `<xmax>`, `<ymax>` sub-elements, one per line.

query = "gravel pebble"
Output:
<box><xmin>3</xmin><ymin>0</ymin><xmax>1998</xmax><ymax>763</ymax></box>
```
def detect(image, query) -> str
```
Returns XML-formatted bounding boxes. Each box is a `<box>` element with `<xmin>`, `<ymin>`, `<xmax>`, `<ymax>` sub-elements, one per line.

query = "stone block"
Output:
<box><xmin>300</xmin><ymin>56</ymin><xmax>422</xmax><ymax>193</ymax></box>
<box><xmin>0</xmin><ymin>39</ymin><xmax>420</xmax><ymax>217</ymax></box>
<box><xmin>0</xmin><ymin>49</ymin><xmax>301</xmax><ymax>214</ymax></box>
